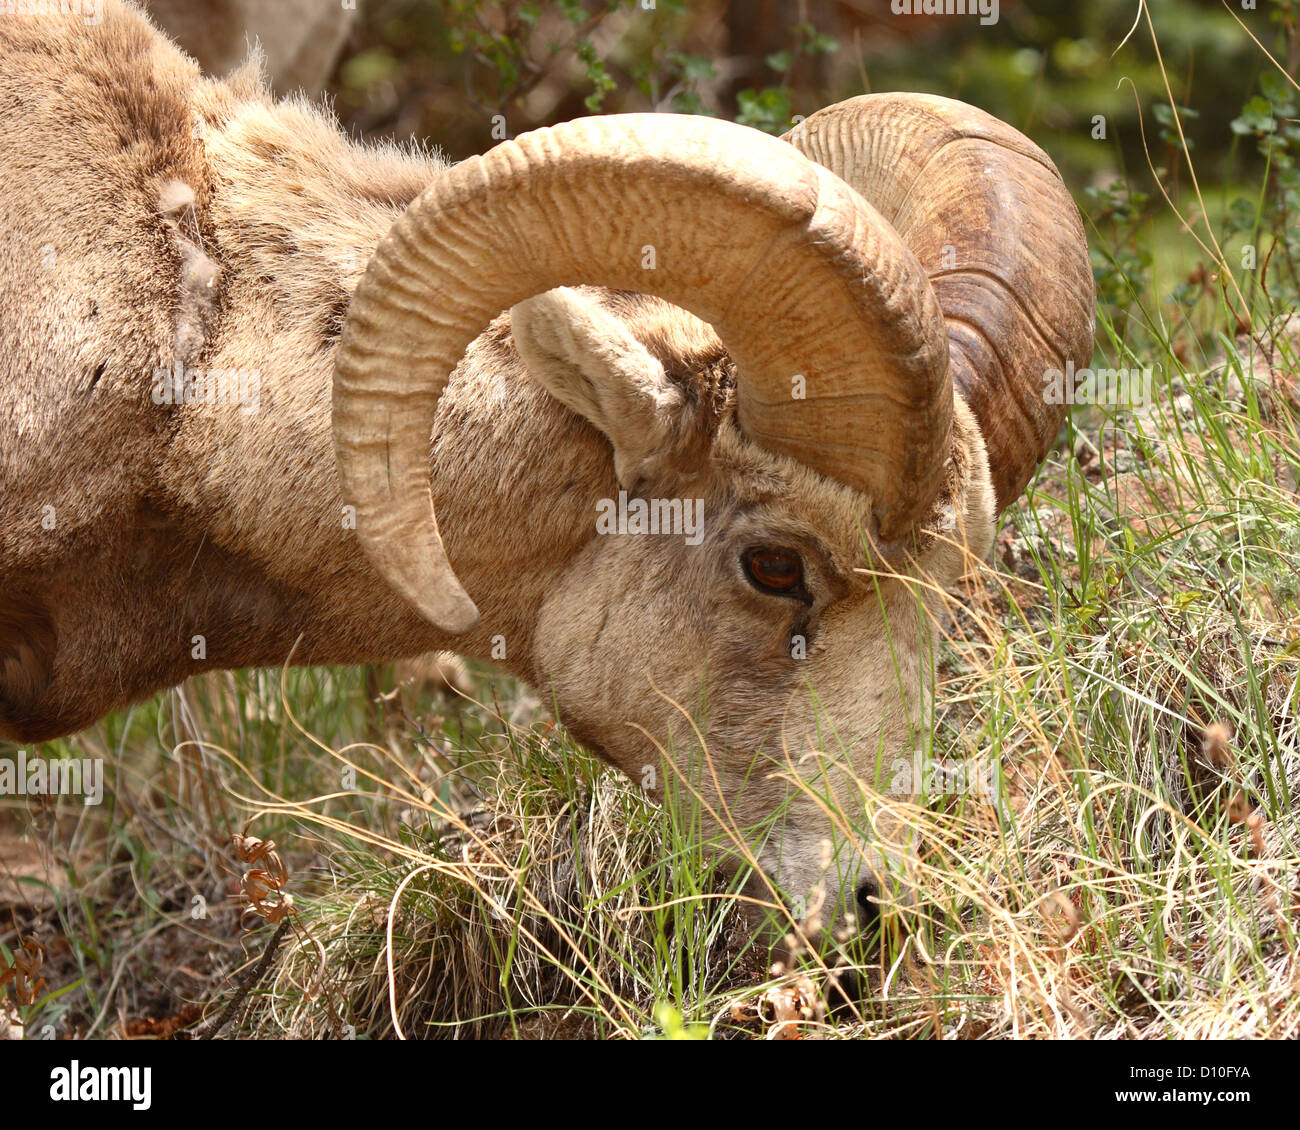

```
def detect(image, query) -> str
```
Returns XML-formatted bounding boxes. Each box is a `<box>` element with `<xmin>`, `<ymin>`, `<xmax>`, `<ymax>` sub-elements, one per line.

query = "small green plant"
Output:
<box><xmin>735</xmin><ymin>20</ymin><xmax>839</xmax><ymax>135</ymax></box>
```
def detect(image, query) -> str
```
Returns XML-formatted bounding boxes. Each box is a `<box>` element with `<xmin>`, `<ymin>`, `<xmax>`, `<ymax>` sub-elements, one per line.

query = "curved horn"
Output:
<box><xmin>785</xmin><ymin>94</ymin><xmax>1095</xmax><ymax>510</ymax></box>
<box><xmin>334</xmin><ymin>113</ymin><xmax>952</xmax><ymax>630</ymax></box>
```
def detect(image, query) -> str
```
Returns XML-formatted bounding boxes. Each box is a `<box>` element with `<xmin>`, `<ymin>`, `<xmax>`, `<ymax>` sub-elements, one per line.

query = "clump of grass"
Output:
<box><xmin>237</xmin><ymin>715</ymin><xmax>766</xmax><ymax>1039</ymax></box>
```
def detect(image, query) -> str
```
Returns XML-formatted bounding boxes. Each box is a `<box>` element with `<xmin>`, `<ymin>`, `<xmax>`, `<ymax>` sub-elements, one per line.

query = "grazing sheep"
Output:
<box><xmin>0</xmin><ymin>0</ymin><xmax>1093</xmax><ymax>931</ymax></box>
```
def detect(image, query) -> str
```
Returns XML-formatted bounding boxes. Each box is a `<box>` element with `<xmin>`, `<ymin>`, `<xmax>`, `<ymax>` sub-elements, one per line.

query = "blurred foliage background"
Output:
<box><xmin>323</xmin><ymin>0</ymin><xmax>1300</xmax><ymax>348</ymax></box>
<box><xmin>326</xmin><ymin>0</ymin><xmax>1292</xmax><ymax>177</ymax></box>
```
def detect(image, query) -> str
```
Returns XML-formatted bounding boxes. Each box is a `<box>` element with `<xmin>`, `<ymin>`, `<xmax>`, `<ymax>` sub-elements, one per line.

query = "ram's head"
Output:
<box><xmin>333</xmin><ymin>96</ymin><xmax>1094</xmax><ymax>937</ymax></box>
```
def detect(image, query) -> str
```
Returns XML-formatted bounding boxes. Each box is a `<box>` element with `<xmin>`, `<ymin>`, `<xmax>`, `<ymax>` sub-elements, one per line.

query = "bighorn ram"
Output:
<box><xmin>0</xmin><ymin>2</ymin><xmax>1093</xmax><ymax>932</ymax></box>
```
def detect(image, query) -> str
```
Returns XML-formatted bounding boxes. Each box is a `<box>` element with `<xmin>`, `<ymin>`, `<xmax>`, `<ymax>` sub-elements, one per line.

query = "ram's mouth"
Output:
<box><xmin>757</xmin><ymin>875</ymin><xmax>921</xmax><ymax>1020</ymax></box>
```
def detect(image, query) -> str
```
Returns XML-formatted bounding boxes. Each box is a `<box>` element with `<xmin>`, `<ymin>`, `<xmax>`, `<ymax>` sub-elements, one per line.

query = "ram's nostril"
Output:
<box><xmin>855</xmin><ymin>880</ymin><xmax>880</xmax><ymax>929</ymax></box>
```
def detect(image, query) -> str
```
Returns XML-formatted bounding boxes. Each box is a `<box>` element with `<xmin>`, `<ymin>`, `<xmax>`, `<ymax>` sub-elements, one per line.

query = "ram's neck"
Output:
<box><xmin>161</xmin><ymin>105</ymin><xmax>617</xmax><ymax>685</ymax></box>
<box><xmin>0</xmin><ymin>39</ymin><xmax>617</xmax><ymax>740</ymax></box>
<box><xmin>201</xmin><ymin>95</ymin><xmax>448</xmax><ymax>309</ymax></box>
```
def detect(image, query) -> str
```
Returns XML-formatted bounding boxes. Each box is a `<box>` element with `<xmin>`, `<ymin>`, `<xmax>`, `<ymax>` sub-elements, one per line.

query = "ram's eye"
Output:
<box><xmin>742</xmin><ymin>547</ymin><xmax>805</xmax><ymax>597</ymax></box>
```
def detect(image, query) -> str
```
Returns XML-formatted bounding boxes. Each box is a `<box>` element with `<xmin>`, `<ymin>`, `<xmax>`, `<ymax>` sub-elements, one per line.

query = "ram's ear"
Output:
<box><xmin>511</xmin><ymin>287</ymin><xmax>688</xmax><ymax>491</ymax></box>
